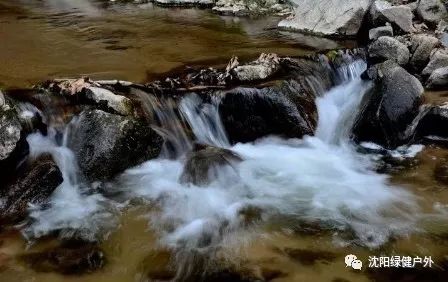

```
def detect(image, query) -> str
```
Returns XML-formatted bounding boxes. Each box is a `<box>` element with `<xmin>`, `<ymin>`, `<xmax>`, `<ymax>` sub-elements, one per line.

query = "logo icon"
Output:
<box><xmin>345</xmin><ymin>254</ymin><xmax>363</xmax><ymax>270</ymax></box>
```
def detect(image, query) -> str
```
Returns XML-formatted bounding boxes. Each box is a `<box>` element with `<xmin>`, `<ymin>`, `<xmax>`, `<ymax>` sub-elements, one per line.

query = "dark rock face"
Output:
<box><xmin>218</xmin><ymin>85</ymin><xmax>316</xmax><ymax>144</ymax></box>
<box><xmin>0</xmin><ymin>105</ymin><xmax>29</xmax><ymax>184</ymax></box>
<box><xmin>21</xmin><ymin>241</ymin><xmax>105</xmax><ymax>275</ymax></box>
<box><xmin>354</xmin><ymin>61</ymin><xmax>424</xmax><ymax>148</ymax></box>
<box><xmin>413</xmin><ymin>104</ymin><xmax>448</xmax><ymax>140</ymax></box>
<box><xmin>0</xmin><ymin>155</ymin><xmax>63</xmax><ymax>223</ymax></box>
<box><xmin>180</xmin><ymin>144</ymin><xmax>242</xmax><ymax>186</ymax></box>
<box><xmin>68</xmin><ymin>109</ymin><xmax>163</xmax><ymax>182</ymax></box>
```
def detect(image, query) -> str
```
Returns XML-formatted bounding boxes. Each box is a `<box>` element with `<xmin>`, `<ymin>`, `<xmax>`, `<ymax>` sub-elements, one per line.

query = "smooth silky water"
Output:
<box><xmin>1</xmin><ymin>1</ymin><xmax>448</xmax><ymax>282</ymax></box>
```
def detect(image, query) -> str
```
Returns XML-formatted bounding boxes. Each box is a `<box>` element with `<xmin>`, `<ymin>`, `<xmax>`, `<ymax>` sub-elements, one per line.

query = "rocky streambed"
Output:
<box><xmin>2</xmin><ymin>0</ymin><xmax>448</xmax><ymax>282</ymax></box>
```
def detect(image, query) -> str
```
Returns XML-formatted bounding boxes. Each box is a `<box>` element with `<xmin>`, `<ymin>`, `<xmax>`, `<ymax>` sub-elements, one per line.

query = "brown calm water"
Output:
<box><xmin>1</xmin><ymin>1</ymin><xmax>448</xmax><ymax>282</ymax></box>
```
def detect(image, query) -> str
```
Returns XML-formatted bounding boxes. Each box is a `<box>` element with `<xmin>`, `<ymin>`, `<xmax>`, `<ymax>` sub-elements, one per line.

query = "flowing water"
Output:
<box><xmin>2</xmin><ymin>1</ymin><xmax>448</xmax><ymax>282</ymax></box>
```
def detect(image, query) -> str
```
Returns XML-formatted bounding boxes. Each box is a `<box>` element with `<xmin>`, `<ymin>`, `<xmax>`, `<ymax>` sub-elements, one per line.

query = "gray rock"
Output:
<box><xmin>426</xmin><ymin>66</ymin><xmax>448</xmax><ymax>88</ymax></box>
<box><xmin>0</xmin><ymin>91</ymin><xmax>5</xmax><ymax>110</ymax></box>
<box><xmin>230</xmin><ymin>53</ymin><xmax>281</xmax><ymax>82</ymax></box>
<box><xmin>413</xmin><ymin>102</ymin><xmax>448</xmax><ymax>140</ymax></box>
<box><xmin>180</xmin><ymin>144</ymin><xmax>242</xmax><ymax>186</ymax></box>
<box><xmin>370</xmin><ymin>0</ymin><xmax>414</xmax><ymax>33</ymax></box>
<box><xmin>369</xmin><ymin>26</ymin><xmax>394</xmax><ymax>41</ymax></box>
<box><xmin>0</xmin><ymin>155</ymin><xmax>63</xmax><ymax>223</ymax></box>
<box><xmin>0</xmin><ymin>106</ymin><xmax>25</xmax><ymax>162</ymax></box>
<box><xmin>354</xmin><ymin>61</ymin><xmax>424</xmax><ymax>148</ymax></box>
<box><xmin>368</xmin><ymin>36</ymin><xmax>410</xmax><ymax>66</ymax></box>
<box><xmin>154</xmin><ymin>0</ymin><xmax>214</xmax><ymax>7</ymax></box>
<box><xmin>212</xmin><ymin>0</ymin><xmax>291</xmax><ymax>16</ymax></box>
<box><xmin>410</xmin><ymin>34</ymin><xmax>440</xmax><ymax>71</ymax></box>
<box><xmin>417</xmin><ymin>0</ymin><xmax>448</xmax><ymax>26</ymax></box>
<box><xmin>68</xmin><ymin>109</ymin><xmax>163</xmax><ymax>181</ymax></box>
<box><xmin>422</xmin><ymin>48</ymin><xmax>448</xmax><ymax>76</ymax></box>
<box><xmin>278</xmin><ymin>0</ymin><xmax>371</xmax><ymax>37</ymax></box>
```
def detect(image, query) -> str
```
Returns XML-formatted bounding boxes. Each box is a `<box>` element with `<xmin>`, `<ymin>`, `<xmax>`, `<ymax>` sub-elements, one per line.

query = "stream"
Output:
<box><xmin>1</xmin><ymin>1</ymin><xmax>448</xmax><ymax>282</ymax></box>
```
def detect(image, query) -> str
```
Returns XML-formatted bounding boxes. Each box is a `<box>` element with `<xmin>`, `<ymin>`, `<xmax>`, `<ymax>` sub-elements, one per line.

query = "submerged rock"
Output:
<box><xmin>354</xmin><ymin>61</ymin><xmax>424</xmax><ymax>148</ymax></box>
<box><xmin>278</xmin><ymin>0</ymin><xmax>371</xmax><ymax>38</ymax></box>
<box><xmin>434</xmin><ymin>157</ymin><xmax>448</xmax><ymax>184</ymax></box>
<box><xmin>368</xmin><ymin>36</ymin><xmax>410</xmax><ymax>66</ymax></box>
<box><xmin>180</xmin><ymin>144</ymin><xmax>242</xmax><ymax>186</ymax></box>
<box><xmin>21</xmin><ymin>241</ymin><xmax>105</xmax><ymax>274</ymax></box>
<box><xmin>0</xmin><ymin>155</ymin><xmax>63</xmax><ymax>223</ymax></box>
<box><xmin>68</xmin><ymin>109</ymin><xmax>163</xmax><ymax>182</ymax></box>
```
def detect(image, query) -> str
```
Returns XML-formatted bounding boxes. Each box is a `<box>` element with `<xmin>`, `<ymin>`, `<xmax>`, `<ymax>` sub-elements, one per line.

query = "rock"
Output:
<box><xmin>218</xmin><ymin>85</ymin><xmax>315</xmax><ymax>144</ymax></box>
<box><xmin>212</xmin><ymin>0</ymin><xmax>291</xmax><ymax>16</ymax></box>
<box><xmin>139</xmin><ymin>249</ymin><xmax>176</xmax><ymax>281</ymax></box>
<box><xmin>354</xmin><ymin>61</ymin><xmax>424</xmax><ymax>148</ymax></box>
<box><xmin>277</xmin><ymin>0</ymin><xmax>371</xmax><ymax>38</ymax></box>
<box><xmin>422</xmin><ymin>48</ymin><xmax>448</xmax><ymax>76</ymax></box>
<box><xmin>426</xmin><ymin>66</ymin><xmax>448</xmax><ymax>88</ymax></box>
<box><xmin>68</xmin><ymin>109</ymin><xmax>163</xmax><ymax>182</ymax></box>
<box><xmin>154</xmin><ymin>0</ymin><xmax>214</xmax><ymax>7</ymax></box>
<box><xmin>0</xmin><ymin>91</ymin><xmax>5</xmax><ymax>110</ymax></box>
<box><xmin>49</xmin><ymin>78</ymin><xmax>134</xmax><ymax>116</ymax></box>
<box><xmin>417</xmin><ymin>0</ymin><xmax>448</xmax><ymax>26</ymax></box>
<box><xmin>21</xmin><ymin>241</ymin><xmax>104</xmax><ymax>274</ymax></box>
<box><xmin>229</xmin><ymin>53</ymin><xmax>281</xmax><ymax>82</ymax></box>
<box><xmin>368</xmin><ymin>36</ymin><xmax>410</xmax><ymax>66</ymax></box>
<box><xmin>369</xmin><ymin>26</ymin><xmax>394</xmax><ymax>41</ymax></box>
<box><xmin>413</xmin><ymin>103</ymin><xmax>448</xmax><ymax>140</ymax></box>
<box><xmin>0</xmin><ymin>102</ymin><xmax>29</xmax><ymax>184</ymax></box>
<box><xmin>179</xmin><ymin>144</ymin><xmax>242</xmax><ymax>186</ymax></box>
<box><xmin>0</xmin><ymin>155</ymin><xmax>63</xmax><ymax>223</ymax></box>
<box><xmin>410</xmin><ymin>34</ymin><xmax>440</xmax><ymax>72</ymax></box>
<box><xmin>370</xmin><ymin>0</ymin><xmax>414</xmax><ymax>33</ymax></box>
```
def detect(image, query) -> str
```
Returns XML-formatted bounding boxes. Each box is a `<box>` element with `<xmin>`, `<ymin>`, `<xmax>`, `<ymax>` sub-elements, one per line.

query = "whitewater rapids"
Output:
<box><xmin>23</xmin><ymin>59</ymin><xmax>421</xmax><ymax>250</ymax></box>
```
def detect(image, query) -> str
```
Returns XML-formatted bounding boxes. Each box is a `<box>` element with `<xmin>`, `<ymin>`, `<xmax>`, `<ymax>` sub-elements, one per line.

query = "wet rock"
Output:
<box><xmin>0</xmin><ymin>155</ymin><xmax>63</xmax><ymax>223</ymax></box>
<box><xmin>368</xmin><ymin>36</ymin><xmax>410</xmax><ymax>66</ymax></box>
<box><xmin>0</xmin><ymin>101</ymin><xmax>29</xmax><ymax>185</ymax></box>
<box><xmin>212</xmin><ymin>0</ymin><xmax>291</xmax><ymax>16</ymax></box>
<box><xmin>369</xmin><ymin>26</ymin><xmax>394</xmax><ymax>41</ymax></box>
<box><xmin>68</xmin><ymin>109</ymin><xmax>163</xmax><ymax>182</ymax></box>
<box><xmin>180</xmin><ymin>144</ymin><xmax>242</xmax><ymax>186</ymax></box>
<box><xmin>417</xmin><ymin>0</ymin><xmax>448</xmax><ymax>27</ymax></box>
<box><xmin>218</xmin><ymin>85</ymin><xmax>315</xmax><ymax>144</ymax></box>
<box><xmin>422</xmin><ymin>48</ymin><xmax>448</xmax><ymax>76</ymax></box>
<box><xmin>370</xmin><ymin>0</ymin><xmax>414</xmax><ymax>34</ymax></box>
<box><xmin>229</xmin><ymin>53</ymin><xmax>281</xmax><ymax>82</ymax></box>
<box><xmin>426</xmin><ymin>66</ymin><xmax>448</xmax><ymax>88</ymax></box>
<box><xmin>413</xmin><ymin>103</ymin><xmax>448</xmax><ymax>140</ymax></box>
<box><xmin>410</xmin><ymin>34</ymin><xmax>440</xmax><ymax>72</ymax></box>
<box><xmin>49</xmin><ymin>78</ymin><xmax>134</xmax><ymax>116</ymax></box>
<box><xmin>354</xmin><ymin>61</ymin><xmax>424</xmax><ymax>148</ymax></box>
<box><xmin>278</xmin><ymin>0</ymin><xmax>371</xmax><ymax>38</ymax></box>
<box><xmin>16</xmin><ymin>102</ymin><xmax>47</xmax><ymax>135</ymax></box>
<box><xmin>21</xmin><ymin>241</ymin><xmax>105</xmax><ymax>275</ymax></box>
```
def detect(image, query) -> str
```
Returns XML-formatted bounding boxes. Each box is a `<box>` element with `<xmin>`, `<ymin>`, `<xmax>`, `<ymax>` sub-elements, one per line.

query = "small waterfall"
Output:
<box><xmin>179</xmin><ymin>93</ymin><xmax>230</xmax><ymax>148</ymax></box>
<box><xmin>119</xmin><ymin>57</ymin><xmax>418</xmax><ymax>252</ymax></box>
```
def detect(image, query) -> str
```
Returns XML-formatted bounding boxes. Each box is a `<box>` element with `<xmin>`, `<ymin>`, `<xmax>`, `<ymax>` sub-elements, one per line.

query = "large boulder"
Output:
<box><xmin>277</xmin><ymin>0</ymin><xmax>371</xmax><ymax>38</ymax></box>
<box><xmin>68</xmin><ymin>109</ymin><xmax>163</xmax><ymax>182</ymax></box>
<box><xmin>417</xmin><ymin>0</ymin><xmax>448</xmax><ymax>26</ymax></box>
<box><xmin>426</xmin><ymin>66</ymin><xmax>448</xmax><ymax>88</ymax></box>
<box><xmin>368</xmin><ymin>36</ymin><xmax>411</xmax><ymax>66</ymax></box>
<box><xmin>218</xmin><ymin>85</ymin><xmax>315</xmax><ymax>144</ymax></box>
<box><xmin>413</xmin><ymin>103</ymin><xmax>448</xmax><ymax>141</ymax></box>
<box><xmin>409</xmin><ymin>34</ymin><xmax>440</xmax><ymax>72</ymax></box>
<box><xmin>179</xmin><ymin>144</ymin><xmax>242</xmax><ymax>186</ymax></box>
<box><xmin>422</xmin><ymin>48</ymin><xmax>448</xmax><ymax>76</ymax></box>
<box><xmin>0</xmin><ymin>155</ymin><xmax>63</xmax><ymax>223</ymax></box>
<box><xmin>0</xmin><ymin>99</ymin><xmax>29</xmax><ymax>185</ymax></box>
<box><xmin>354</xmin><ymin>61</ymin><xmax>424</xmax><ymax>148</ymax></box>
<box><xmin>370</xmin><ymin>0</ymin><xmax>414</xmax><ymax>34</ymax></box>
